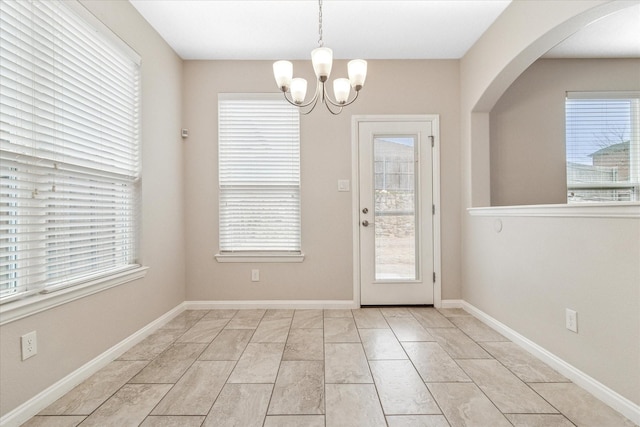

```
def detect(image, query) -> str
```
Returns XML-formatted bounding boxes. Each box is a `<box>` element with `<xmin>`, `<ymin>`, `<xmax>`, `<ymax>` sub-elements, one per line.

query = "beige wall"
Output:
<box><xmin>0</xmin><ymin>1</ymin><xmax>185</xmax><ymax>417</ymax></box>
<box><xmin>490</xmin><ymin>58</ymin><xmax>640</xmax><ymax>206</ymax></box>
<box><xmin>466</xmin><ymin>211</ymin><xmax>640</xmax><ymax>405</ymax></box>
<box><xmin>460</xmin><ymin>0</ymin><xmax>640</xmax><ymax>408</ymax></box>
<box><xmin>183</xmin><ymin>60</ymin><xmax>462</xmax><ymax>301</ymax></box>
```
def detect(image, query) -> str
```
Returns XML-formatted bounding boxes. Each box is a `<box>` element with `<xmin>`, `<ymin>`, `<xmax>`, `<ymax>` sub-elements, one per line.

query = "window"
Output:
<box><xmin>217</xmin><ymin>94</ymin><xmax>301</xmax><ymax>259</ymax></box>
<box><xmin>566</xmin><ymin>92</ymin><xmax>640</xmax><ymax>203</ymax></box>
<box><xmin>0</xmin><ymin>0</ymin><xmax>141</xmax><ymax>304</ymax></box>
<box><xmin>375</xmin><ymin>137</ymin><xmax>415</xmax><ymax>191</ymax></box>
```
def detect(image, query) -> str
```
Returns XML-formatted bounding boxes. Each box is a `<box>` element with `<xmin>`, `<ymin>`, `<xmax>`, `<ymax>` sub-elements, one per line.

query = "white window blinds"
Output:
<box><xmin>0</xmin><ymin>0</ymin><xmax>141</xmax><ymax>303</ymax></box>
<box><xmin>218</xmin><ymin>94</ymin><xmax>301</xmax><ymax>252</ymax></box>
<box><xmin>566</xmin><ymin>92</ymin><xmax>640</xmax><ymax>203</ymax></box>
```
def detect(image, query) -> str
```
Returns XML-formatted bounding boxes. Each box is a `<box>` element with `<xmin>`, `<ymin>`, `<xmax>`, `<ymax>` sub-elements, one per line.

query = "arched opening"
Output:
<box><xmin>463</xmin><ymin>0</ymin><xmax>636</xmax><ymax>207</ymax></box>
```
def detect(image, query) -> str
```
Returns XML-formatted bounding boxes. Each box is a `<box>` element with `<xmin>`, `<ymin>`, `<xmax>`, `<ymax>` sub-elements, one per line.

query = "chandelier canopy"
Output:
<box><xmin>272</xmin><ymin>0</ymin><xmax>367</xmax><ymax>115</ymax></box>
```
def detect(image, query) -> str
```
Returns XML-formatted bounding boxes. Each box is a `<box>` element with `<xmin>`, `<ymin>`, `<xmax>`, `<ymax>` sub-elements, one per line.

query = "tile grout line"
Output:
<box><xmin>143</xmin><ymin>309</ymin><xmax>221</xmax><ymax>423</ymax></box>
<box><xmin>414</xmin><ymin>307</ymin><xmax>510</xmax><ymax>426</ymax></box>
<box><xmin>447</xmin><ymin>315</ymin><xmax>576</xmax><ymax>424</ymax></box>
<box><xmin>206</xmin><ymin>308</ymin><xmax>265</xmax><ymax>426</ymax></box>
<box><xmin>144</xmin><ymin>310</ymin><xmax>249</xmax><ymax>425</ymax></box>
<box><xmin>352</xmin><ymin>309</ymin><xmax>389</xmax><ymax>426</ymax></box>
<box><xmin>320</xmin><ymin>310</ymin><xmax>327</xmax><ymax>427</ymax></box>
<box><xmin>80</xmin><ymin>312</ymin><xmax>205</xmax><ymax>424</ymax></box>
<box><xmin>384</xmin><ymin>308</ymin><xmax>449</xmax><ymax>423</ymax></box>
<box><xmin>261</xmin><ymin>311</ymin><xmax>293</xmax><ymax>422</ymax></box>
<box><xmin>475</xmin><ymin>342</ymin><xmax>573</xmax><ymax>424</ymax></box>
<box><xmin>28</xmin><ymin>308</ymin><xmax>633</xmax><ymax>427</ymax></box>
<box><xmin>198</xmin><ymin>333</ymin><xmax>240</xmax><ymax>425</ymax></box>
<box><xmin>441</xmin><ymin>310</ymin><xmax>578</xmax><ymax>426</ymax></box>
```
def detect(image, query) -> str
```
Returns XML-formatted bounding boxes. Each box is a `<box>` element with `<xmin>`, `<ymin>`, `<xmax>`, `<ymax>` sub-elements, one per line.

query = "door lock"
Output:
<box><xmin>362</xmin><ymin>208</ymin><xmax>368</xmax><ymax>214</ymax></box>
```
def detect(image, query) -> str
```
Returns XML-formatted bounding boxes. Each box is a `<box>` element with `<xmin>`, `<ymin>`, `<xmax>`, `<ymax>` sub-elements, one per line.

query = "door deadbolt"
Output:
<box><xmin>362</xmin><ymin>208</ymin><xmax>368</xmax><ymax>214</ymax></box>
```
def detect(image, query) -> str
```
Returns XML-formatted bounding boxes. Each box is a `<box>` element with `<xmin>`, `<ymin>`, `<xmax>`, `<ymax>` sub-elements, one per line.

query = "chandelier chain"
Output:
<box><xmin>318</xmin><ymin>0</ymin><xmax>323</xmax><ymax>47</ymax></box>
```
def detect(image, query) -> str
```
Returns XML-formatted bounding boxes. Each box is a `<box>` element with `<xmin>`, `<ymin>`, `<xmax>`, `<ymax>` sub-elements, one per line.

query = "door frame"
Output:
<box><xmin>351</xmin><ymin>115</ymin><xmax>442</xmax><ymax>308</ymax></box>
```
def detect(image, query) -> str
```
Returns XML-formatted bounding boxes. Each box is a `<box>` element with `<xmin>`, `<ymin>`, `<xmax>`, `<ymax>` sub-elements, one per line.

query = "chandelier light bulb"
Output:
<box><xmin>273</xmin><ymin>60</ymin><xmax>293</xmax><ymax>92</ymax></box>
<box><xmin>311</xmin><ymin>47</ymin><xmax>333</xmax><ymax>82</ymax></box>
<box><xmin>348</xmin><ymin>59</ymin><xmax>367</xmax><ymax>91</ymax></box>
<box><xmin>290</xmin><ymin>78</ymin><xmax>308</xmax><ymax>104</ymax></box>
<box><xmin>333</xmin><ymin>78</ymin><xmax>350</xmax><ymax>104</ymax></box>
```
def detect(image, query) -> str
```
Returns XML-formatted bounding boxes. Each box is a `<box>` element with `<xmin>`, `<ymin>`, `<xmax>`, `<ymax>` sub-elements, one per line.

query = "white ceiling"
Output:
<box><xmin>129</xmin><ymin>0</ymin><xmax>511</xmax><ymax>60</ymax></box>
<box><xmin>544</xmin><ymin>3</ymin><xmax>640</xmax><ymax>58</ymax></box>
<box><xmin>129</xmin><ymin>0</ymin><xmax>640</xmax><ymax>61</ymax></box>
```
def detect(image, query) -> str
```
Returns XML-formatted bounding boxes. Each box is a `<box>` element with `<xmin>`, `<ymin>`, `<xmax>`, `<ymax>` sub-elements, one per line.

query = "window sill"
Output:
<box><xmin>467</xmin><ymin>202</ymin><xmax>640</xmax><ymax>218</ymax></box>
<box><xmin>0</xmin><ymin>266</ymin><xmax>148</xmax><ymax>326</ymax></box>
<box><xmin>215</xmin><ymin>253</ymin><xmax>305</xmax><ymax>263</ymax></box>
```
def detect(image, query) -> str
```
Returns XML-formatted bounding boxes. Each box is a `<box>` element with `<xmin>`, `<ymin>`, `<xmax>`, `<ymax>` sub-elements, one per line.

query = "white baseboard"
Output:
<box><xmin>461</xmin><ymin>301</ymin><xmax>640</xmax><ymax>425</ymax></box>
<box><xmin>0</xmin><ymin>303</ymin><xmax>186</xmax><ymax>427</ymax></box>
<box><xmin>185</xmin><ymin>300</ymin><xmax>358</xmax><ymax>310</ymax></box>
<box><xmin>440</xmin><ymin>299</ymin><xmax>464</xmax><ymax>309</ymax></box>
<box><xmin>5</xmin><ymin>299</ymin><xmax>637</xmax><ymax>426</ymax></box>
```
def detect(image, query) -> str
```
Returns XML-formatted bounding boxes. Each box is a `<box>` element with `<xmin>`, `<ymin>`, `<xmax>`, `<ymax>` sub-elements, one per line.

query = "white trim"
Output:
<box><xmin>462</xmin><ymin>301</ymin><xmax>640</xmax><ymax>425</ymax></box>
<box><xmin>567</xmin><ymin>91</ymin><xmax>640</xmax><ymax>100</ymax></box>
<box><xmin>431</xmin><ymin>118</ymin><xmax>442</xmax><ymax>309</ymax></box>
<box><xmin>214</xmin><ymin>253</ymin><xmax>305</xmax><ymax>263</ymax></box>
<box><xmin>0</xmin><ymin>303</ymin><xmax>185</xmax><ymax>427</ymax></box>
<box><xmin>218</xmin><ymin>92</ymin><xmax>283</xmax><ymax>101</ymax></box>
<box><xmin>184</xmin><ymin>300</ymin><xmax>358</xmax><ymax>310</ymax></box>
<box><xmin>351</xmin><ymin>115</ymin><xmax>442</xmax><ymax>308</ymax></box>
<box><xmin>0</xmin><ymin>267</ymin><xmax>149</xmax><ymax>326</ymax></box>
<box><xmin>467</xmin><ymin>203</ymin><xmax>640</xmax><ymax>218</ymax></box>
<box><xmin>351</xmin><ymin>119</ymin><xmax>361</xmax><ymax>306</ymax></box>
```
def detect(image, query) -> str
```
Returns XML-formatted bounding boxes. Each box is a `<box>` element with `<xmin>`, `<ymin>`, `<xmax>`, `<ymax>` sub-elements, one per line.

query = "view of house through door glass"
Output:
<box><xmin>374</xmin><ymin>136</ymin><xmax>418</xmax><ymax>281</ymax></box>
<box><xmin>359</xmin><ymin>120</ymin><xmax>434</xmax><ymax>305</ymax></box>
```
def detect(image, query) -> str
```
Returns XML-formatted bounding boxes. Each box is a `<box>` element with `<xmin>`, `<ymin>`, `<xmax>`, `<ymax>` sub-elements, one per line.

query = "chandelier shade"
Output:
<box><xmin>333</xmin><ymin>78</ymin><xmax>350</xmax><ymax>104</ymax></box>
<box><xmin>272</xmin><ymin>0</ymin><xmax>367</xmax><ymax>115</ymax></box>
<box><xmin>273</xmin><ymin>60</ymin><xmax>293</xmax><ymax>92</ymax></box>
<box><xmin>348</xmin><ymin>59</ymin><xmax>367</xmax><ymax>90</ymax></box>
<box><xmin>311</xmin><ymin>47</ymin><xmax>333</xmax><ymax>81</ymax></box>
<box><xmin>290</xmin><ymin>78</ymin><xmax>308</xmax><ymax>104</ymax></box>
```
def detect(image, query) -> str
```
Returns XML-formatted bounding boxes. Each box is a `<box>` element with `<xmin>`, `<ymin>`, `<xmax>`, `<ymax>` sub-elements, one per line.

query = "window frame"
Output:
<box><xmin>215</xmin><ymin>93</ymin><xmax>304</xmax><ymax>263</ymax></box>
<box><xmin>565</xmin><ymin>91</ymin><xmax>640</xmax><ymax>204</ymax></box>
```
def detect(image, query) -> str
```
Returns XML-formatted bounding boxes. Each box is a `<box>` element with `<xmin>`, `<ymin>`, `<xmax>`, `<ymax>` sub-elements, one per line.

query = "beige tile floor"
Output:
<box><xmin>23</xmin><ymin>307</ymin><xmax>637</xmax><ymax>427</ymax></box>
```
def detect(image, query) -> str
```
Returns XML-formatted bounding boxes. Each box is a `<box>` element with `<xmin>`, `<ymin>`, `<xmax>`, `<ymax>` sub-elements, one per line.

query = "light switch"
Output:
<box><xmin>338</xmin><ymin>179</ymin><xmax>350</xmax><ymax>192</ymax></box>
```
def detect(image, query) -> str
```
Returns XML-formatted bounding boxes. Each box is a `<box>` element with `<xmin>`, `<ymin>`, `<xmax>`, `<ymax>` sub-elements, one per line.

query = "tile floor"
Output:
<box><xmin>22</xmin><ymin>307</ymin><xmax>637</xmax><ymax>427</ymax></box>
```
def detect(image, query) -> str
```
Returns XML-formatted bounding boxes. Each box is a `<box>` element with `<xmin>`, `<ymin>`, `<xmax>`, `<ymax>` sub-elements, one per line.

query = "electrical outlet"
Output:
<box><xmin>565</xmin><ymin>309</ymin><xmax>578</xmax><ymax>333</ymax></box>
<box><xmin>21</xmin><ymin>331</ymin><xmax>37</xmax><ymax>360</ymax></box>
<box><xmin>251</xmin><ymin>269</ymin><xmax>260</xmax><ymax>282</ymax></box>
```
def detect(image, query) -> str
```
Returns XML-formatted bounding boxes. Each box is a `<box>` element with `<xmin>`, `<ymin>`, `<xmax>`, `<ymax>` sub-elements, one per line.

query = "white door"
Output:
<box><xmin>358</xmin><ymin>120</ymin><xmax>434</xmax><ymax>305</ymax></box>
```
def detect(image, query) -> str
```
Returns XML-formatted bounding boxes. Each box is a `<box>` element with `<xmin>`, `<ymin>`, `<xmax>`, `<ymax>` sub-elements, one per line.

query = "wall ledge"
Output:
<box><xmin>468</xmin><ymin>203</ymin><xmax>640</xmax><ymax>218</ymax></box>
<box><xmin>214</xmin><ymin>253</ymin><xmax>305</xmax><ymax>263</ymax></box>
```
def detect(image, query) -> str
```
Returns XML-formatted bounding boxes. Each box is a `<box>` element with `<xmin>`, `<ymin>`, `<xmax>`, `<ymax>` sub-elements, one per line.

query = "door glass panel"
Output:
<box><xmin>373</xmin><ymin>136</ymin><xmax>418</xmax><ymax>281</ymax></box>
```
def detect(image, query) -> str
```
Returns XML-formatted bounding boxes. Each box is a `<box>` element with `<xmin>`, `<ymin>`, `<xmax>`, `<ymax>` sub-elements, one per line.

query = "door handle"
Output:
<box><xmin>362</xmin><ymin>220</ymin><xmax>370</xmax><ymax>227</ymax></box>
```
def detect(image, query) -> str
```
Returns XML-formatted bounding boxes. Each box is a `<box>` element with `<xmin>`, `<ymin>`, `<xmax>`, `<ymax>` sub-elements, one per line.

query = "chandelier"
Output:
<box><xmin>272</xmin><ymin>0</ymin><xmax>367</xmax><ymax>115</ymax></box>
